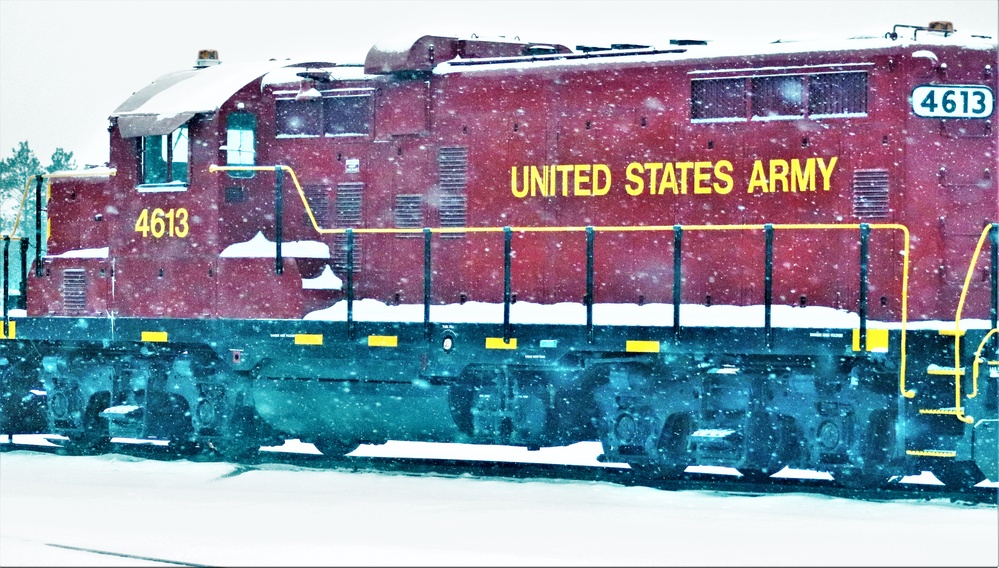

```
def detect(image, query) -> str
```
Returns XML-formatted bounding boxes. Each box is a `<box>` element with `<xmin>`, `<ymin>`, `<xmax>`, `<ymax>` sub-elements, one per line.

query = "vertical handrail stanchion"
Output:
<box><xmin>34</xmin><ymin>175</ymin><xmax>43</xmax><ymax>277</ymax></box>
<box><xmin>859</xmin><ymin>223</ymin><xmax>870</xmax><ymax>353</ymax></box>
<box><xmin>673</xmin><ymin>225</ymin><xmax>682</xmax><ymax>343</ymax></box>
<box><xmin>764</xmin><ymin>224</ymin><xmax>774</xmax><ymax>349</ymax></box>
<box><xmin>990</xmin><ymin>223</ymin><xmax>998</xmax><ymax>347</ymax></box>
<box><xmin>503</xmin><ymin>226</ymin><xmax>513</xmax><ymax>343</ymax></box>
<box><xmin>3</xmin><ymin>237</ymin><xmax>9</xmax><ymax>325</ymax></box>
<box><xmin>424</xmin><ymin>228</ymin><xmax>432</xmax><ymax>341</ymax></box>
<box><xmin>346</xmin><ymin>228</ymin><xmax>354</xmax><ymax>341</ymax></box>
<box><xmin>274</xmin><ymin>166</ymin><xmax>284</xmax><ymax>275</ymax></box>
<box><xmin>585</xmin><ymin>226</ymin><xmax>595</xmax><ymax>344</ymax></box>
<box><xmin>19</xmin><ymin>238</ymin><xmax>28</xmax><ymax>311</ymax></box>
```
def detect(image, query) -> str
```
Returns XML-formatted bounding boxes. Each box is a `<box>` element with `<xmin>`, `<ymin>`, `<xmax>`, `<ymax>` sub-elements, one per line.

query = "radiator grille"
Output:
<box><xmin>395</xmin><ymin>194</ymin><xmax>424</xmax><ymax>236</ymax></box>
<box><xmin>332</xmin><ymin>182</ymin><xmax>363</xmax><ymax>271</ymax></box>
<box><xmin>438</xmin><ymin>147</ymin><xmax>467</xmax><ymax>238</ymax></box>
<box><xmin>303</xmin><ymin>185</ymin><xmax>330</xmax><ymax>227</ymax></box>
<box><xmin>852</xmin><ymin>169</ymin><xmax>890</xmax><ymax>219</ymax></box>
<box><xmin>62</xmin><ymin>269</ymin><xmax>87</xmax><ymax>315</ymax></box>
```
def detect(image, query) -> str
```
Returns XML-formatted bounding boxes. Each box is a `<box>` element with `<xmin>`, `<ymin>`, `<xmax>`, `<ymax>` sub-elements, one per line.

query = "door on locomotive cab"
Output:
<box><xmin>365</xmin><ymin>79</ymin><xmax>432</xmax><ymax>305</ymax></box>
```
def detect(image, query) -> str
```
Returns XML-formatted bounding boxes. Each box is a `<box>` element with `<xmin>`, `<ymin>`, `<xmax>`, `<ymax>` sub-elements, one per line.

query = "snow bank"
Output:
<box><xmin>0</xmin><ymin>448</ymin><xmax>995</xmax><ymax>567</ymax></box>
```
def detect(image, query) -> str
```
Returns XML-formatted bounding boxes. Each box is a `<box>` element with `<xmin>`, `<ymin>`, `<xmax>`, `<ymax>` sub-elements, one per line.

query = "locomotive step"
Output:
<box><xmin>937</xmin><ymin>329</ymin><xmax>967</xmax><ymax>337</ymax></box>
<box><xmin>926</xmin><ymin>364</ymin><xmax>965</xmax><ymax>376</ymax></box>
<box><xmin>918</xmin><ymin>407</ymin><xmax>965</xmax><ymax>415</ymax></box>
<box><xmin>905</xmin><ymin>449</ymin><xmax>958</xmax><ymax>458</ymax></box>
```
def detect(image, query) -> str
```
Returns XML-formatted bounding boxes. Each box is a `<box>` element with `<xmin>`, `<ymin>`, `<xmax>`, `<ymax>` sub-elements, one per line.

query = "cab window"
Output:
<box><xmin>226</xmin><ymin>112</ymin><xmax>256</xmax><ymax>177</ymax></box>
<box><xmin>142</xmin><ymin>125</ymin><xmax>188</xmax><ymax>185</ymax></box>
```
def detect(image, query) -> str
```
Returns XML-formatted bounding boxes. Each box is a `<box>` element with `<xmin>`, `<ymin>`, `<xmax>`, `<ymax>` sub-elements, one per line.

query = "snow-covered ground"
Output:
<box><xmin>1</xmin><ymin>438</ymin><xmax>996</xmax><ymax>567</ymax></box>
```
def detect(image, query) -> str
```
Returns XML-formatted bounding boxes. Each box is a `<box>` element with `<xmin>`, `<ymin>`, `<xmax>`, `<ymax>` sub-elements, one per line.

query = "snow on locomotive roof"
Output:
<box><xmin>432</xmin><ymin>32</ymin><xmax>996</xmax><ymax>75</ymax></box>
<box><xmin>260</xmin><ymin>65</ymin><xmax>373</xmax><ymax>88</ymax></box>
<box><xmin>112</xmin><ymin>60</ymin><xmax>312</xmax><ymax>138</ymax></box>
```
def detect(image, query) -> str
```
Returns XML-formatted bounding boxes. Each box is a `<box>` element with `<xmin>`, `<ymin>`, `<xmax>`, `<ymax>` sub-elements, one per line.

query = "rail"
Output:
<box><xmin>211</xmin><ymin>164</ymin><xmax>914</xmax><ymax>396</ymax></box>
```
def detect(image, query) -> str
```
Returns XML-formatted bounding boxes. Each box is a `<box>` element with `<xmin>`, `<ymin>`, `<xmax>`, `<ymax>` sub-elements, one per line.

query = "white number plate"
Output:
<box><xmin>912</xmin><ymin>84</ymin><xmax>994</xmax><ymax>118</ymax></box>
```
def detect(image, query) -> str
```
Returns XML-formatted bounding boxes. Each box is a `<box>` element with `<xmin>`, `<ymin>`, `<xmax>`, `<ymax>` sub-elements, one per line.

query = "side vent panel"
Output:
<box><xmin>62</xmin><ymin>268</ymin><xmax>87</xmax><ymax>315</ymax></box>
<box><xmin>303</xmin><ymin>185</ymin><xmax>330</xmax><ymax>228</ymax></box>
<box><xmin>332</xmin><ymin>182</ymin><xmax>363</xmax><ymax>271</ymax></box>
<box><xmin>394</xmin><ymin>194</ymin><xmax>424</xmax><ymax>236</ymax></box>
<box><xmin>852</xmin><ymin>169</ymin><xmax>890</xmax><ymax>219</ymax></box>
<box><xmin>438</xmin><ymin>146</ymin><xmax>468</xmax><ymax>238</ymax></box>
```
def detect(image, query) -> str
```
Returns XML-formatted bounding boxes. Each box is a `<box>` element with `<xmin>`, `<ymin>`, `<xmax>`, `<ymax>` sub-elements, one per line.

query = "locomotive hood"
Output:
<box><xmin>112</xmin><ymin>60</ymin><xmax>306</xmax><ymax>138</ymax></box>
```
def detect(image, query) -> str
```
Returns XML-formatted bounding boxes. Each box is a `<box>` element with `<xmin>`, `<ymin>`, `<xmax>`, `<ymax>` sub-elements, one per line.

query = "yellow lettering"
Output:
<box><xmin>529</xmin><ymin>165</ymin><xmax>547</xmax><ymax>197</ymax></box>
<box><xmin>769</xmin><ymin>159</ymin><xmax>790</xmax><ymax>193</ymax></box>
<box><xmin>661</xmin><ymin>163</ymin><xmax>678</xmax><ymax>195</ymax></box>
<box><xmin>791</xmin><ymin>158</ymin><xmax>816</xmax><ymax>192</ymax></box>
<box><xmin>693</xmin><ymin>161</ymin><xmax>713</xmax><ymax>194</ymax></box>
<box><xmin>747</xmin><ymin>160</ymin><xmax>768</xmax><ymax>193</ymax></box>
<box><xmin>511</xmin><ymin>166</ymin><xmax>527</xmax><ymax>198</ymax></box>
<box><xmin>644</xmin><ymin>163</ymin><xmax>664</xmax><ymax>194</ymax></box>
<box><xmin>625</xmin><ymin>162</ymin><xmax>645</xmax><ymax>196</ymax></box>
<box><xmin>556</xmin><ymin>165</ymin><xmax>573</xmax><ymax>196</ymax></box>
<box><xmin>817</xmin><ymin>156</ymin><xmax>838</xmax><ymax>191</ymax></box>
<box><xmin>592</xmin><ymin>164</ymin><xmax>611</xmax><ymax>196</ymax></box>
<box><xmin>713</xmin><ymin>160</ymin><xmax>733</xmax><ymax>194</ymax></box>
<box><xmin>574</xmin><ymin>164</ymin><xmax>591</xmax><ymax>196</ymax></box>
<box><xmin>676</xmin><ymin>162</ymin><xmax>693</xmax><ymax>195</ymax></box>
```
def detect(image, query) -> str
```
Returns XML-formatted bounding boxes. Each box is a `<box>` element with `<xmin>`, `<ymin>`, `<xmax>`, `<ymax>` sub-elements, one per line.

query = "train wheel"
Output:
<box><xmin>633</xmin><ymin>412</ymin><xmax>693</xmax><ymax>480</ymax></box>
<box><xmin>63</xmin><ymin>393</ymin><xmax>111</xmax><ymax>456</ymax></box>
<box><xmin>213</xmin><ymin>407</ymin><xmax>261</xmax><ymax>462</ymax></box>
<box><xmin>745</xmin><ymin>414</ymin><xmax>801</xmax><ymax>478</ymax></box>
<box><xmin>313</xmin><ymin>438</ymin><xmax>360</xmax><ymax>458</ymax></box>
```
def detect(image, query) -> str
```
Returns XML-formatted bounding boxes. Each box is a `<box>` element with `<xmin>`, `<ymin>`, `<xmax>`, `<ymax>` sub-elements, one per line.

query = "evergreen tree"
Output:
<box><xmin>1</xmin><ymin>142</ymin><xmax>77</xmax><ymax>310</ymax></box>
<box><xmin>0</xmin><ymin>141</ymin><xmax>43</xmax><ymax>229</ymax></box>
<box><xmin>47</xmin><ymin>148</ymin><xmax>77</xmax><ymax>173</ymax></box>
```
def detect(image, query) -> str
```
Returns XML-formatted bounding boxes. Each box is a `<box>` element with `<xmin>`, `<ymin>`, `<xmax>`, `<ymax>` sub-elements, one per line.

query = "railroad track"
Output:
<box><xmin>2</xmin><ymin>438</ymin><xmax>996</xmax><ymax>506</ymax></box>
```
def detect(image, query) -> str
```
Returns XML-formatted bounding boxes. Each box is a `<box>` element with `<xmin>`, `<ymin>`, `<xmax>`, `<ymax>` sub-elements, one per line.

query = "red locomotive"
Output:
<box><xmin>2</xmin><ymin>22</ymin><xmax>997</xmax><ymax>488</ymax></box>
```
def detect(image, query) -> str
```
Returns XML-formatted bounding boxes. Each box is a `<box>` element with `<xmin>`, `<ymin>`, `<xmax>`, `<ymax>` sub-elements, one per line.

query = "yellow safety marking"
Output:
<box><xmin>141</xmin><ymin>331</ymin><xmax>168</xmax><ymax>343</ymax></box>
<box><xmin>927</xmin><ymin>367</ymin><xmax>965</xmax><ymax>376</ymax></box>
<box><xmin>851</xmin><ymin>328</ymin><xmax>889</xmax><ymax>352</ymax></box>
<box><xmin>0</xmin><ymin>321</ymin><xmax>14</xmax><ymax>339</ymax></box>
<box><xmin>971</xmin><ymin>329</ymin><xmax>999</xmax><ymax>400</ymax></box>
<box><xmin>919</xmin><ymin>408</ymin><xmax>961</xmax><ymax>415</ymax></box>
<box><xmin>905</xmin><ymin>449</ymin><xmax>957</xmax><ymax>458</ymax></box>
<box><xmin>368</xmin><ymin>335</ymin><xmax>398</xmax><ymax>348</ymax></box>
<box><xmin>938</xmin><ymin>329</ymin><xmax>966</xmax><ymax>337</ymax></box>
<box><xmin>626</xmin><ymin>340</ymin><xmax>661</xmax><ymax>353</ymax></box>
<box><xmin>294</xmin><ymin>334</ymin><xmax>323</xmax><ymax>346</ymax></box>
<box><xmin>485</xmin><ymin>337</ymin><xmax>517</xmax><ymax>350</ymax></box>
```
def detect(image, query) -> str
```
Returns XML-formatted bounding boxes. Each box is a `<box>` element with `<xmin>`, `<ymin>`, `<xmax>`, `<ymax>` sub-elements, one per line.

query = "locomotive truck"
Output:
<box><xmin>2</xmin><ymin>20</ymin><xmax>997</xmax><ymax>488</ymax></box>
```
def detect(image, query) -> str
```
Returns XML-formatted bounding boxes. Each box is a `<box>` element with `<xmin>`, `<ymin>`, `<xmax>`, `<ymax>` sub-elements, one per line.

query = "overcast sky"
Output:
<box><xmin>1</xmin><ymin>0</ymin><xmax>996</xmax><ymax>167</ymax></box>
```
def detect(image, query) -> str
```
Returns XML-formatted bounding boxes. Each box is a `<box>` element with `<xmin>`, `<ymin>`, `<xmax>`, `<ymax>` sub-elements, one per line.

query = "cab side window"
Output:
<box><xmin>226</xmin><ymin>112</ymin><xmax>257</xmax><ymax>177</ymax></box>
<box><xmin>142</xmin><ymin>125</ymin><xmax>189</xmax><ymax>185</ymax></box>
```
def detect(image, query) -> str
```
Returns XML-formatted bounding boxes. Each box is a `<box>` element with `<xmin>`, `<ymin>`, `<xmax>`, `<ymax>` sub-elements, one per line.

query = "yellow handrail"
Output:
<box><xmin>212</xmin><ymin>163</ymin><xmax>915</xmax><ymax>397</ymax></box>
<box><xmin>943</xmin><ymin>224</ymin><xmax>997</xmax><ymax>424</ymax></box>
<box><xmin>972</xmin><ymin>328</ymin><xmax>999</xmax><ymax>400</ymax></box>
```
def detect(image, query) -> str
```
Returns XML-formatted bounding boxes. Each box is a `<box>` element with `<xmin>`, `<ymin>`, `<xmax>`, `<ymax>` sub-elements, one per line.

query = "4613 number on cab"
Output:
<box><xmin>134</xmin><ymin>207</ymin><xmax>190</xmax><ymax>238</ymax></box>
